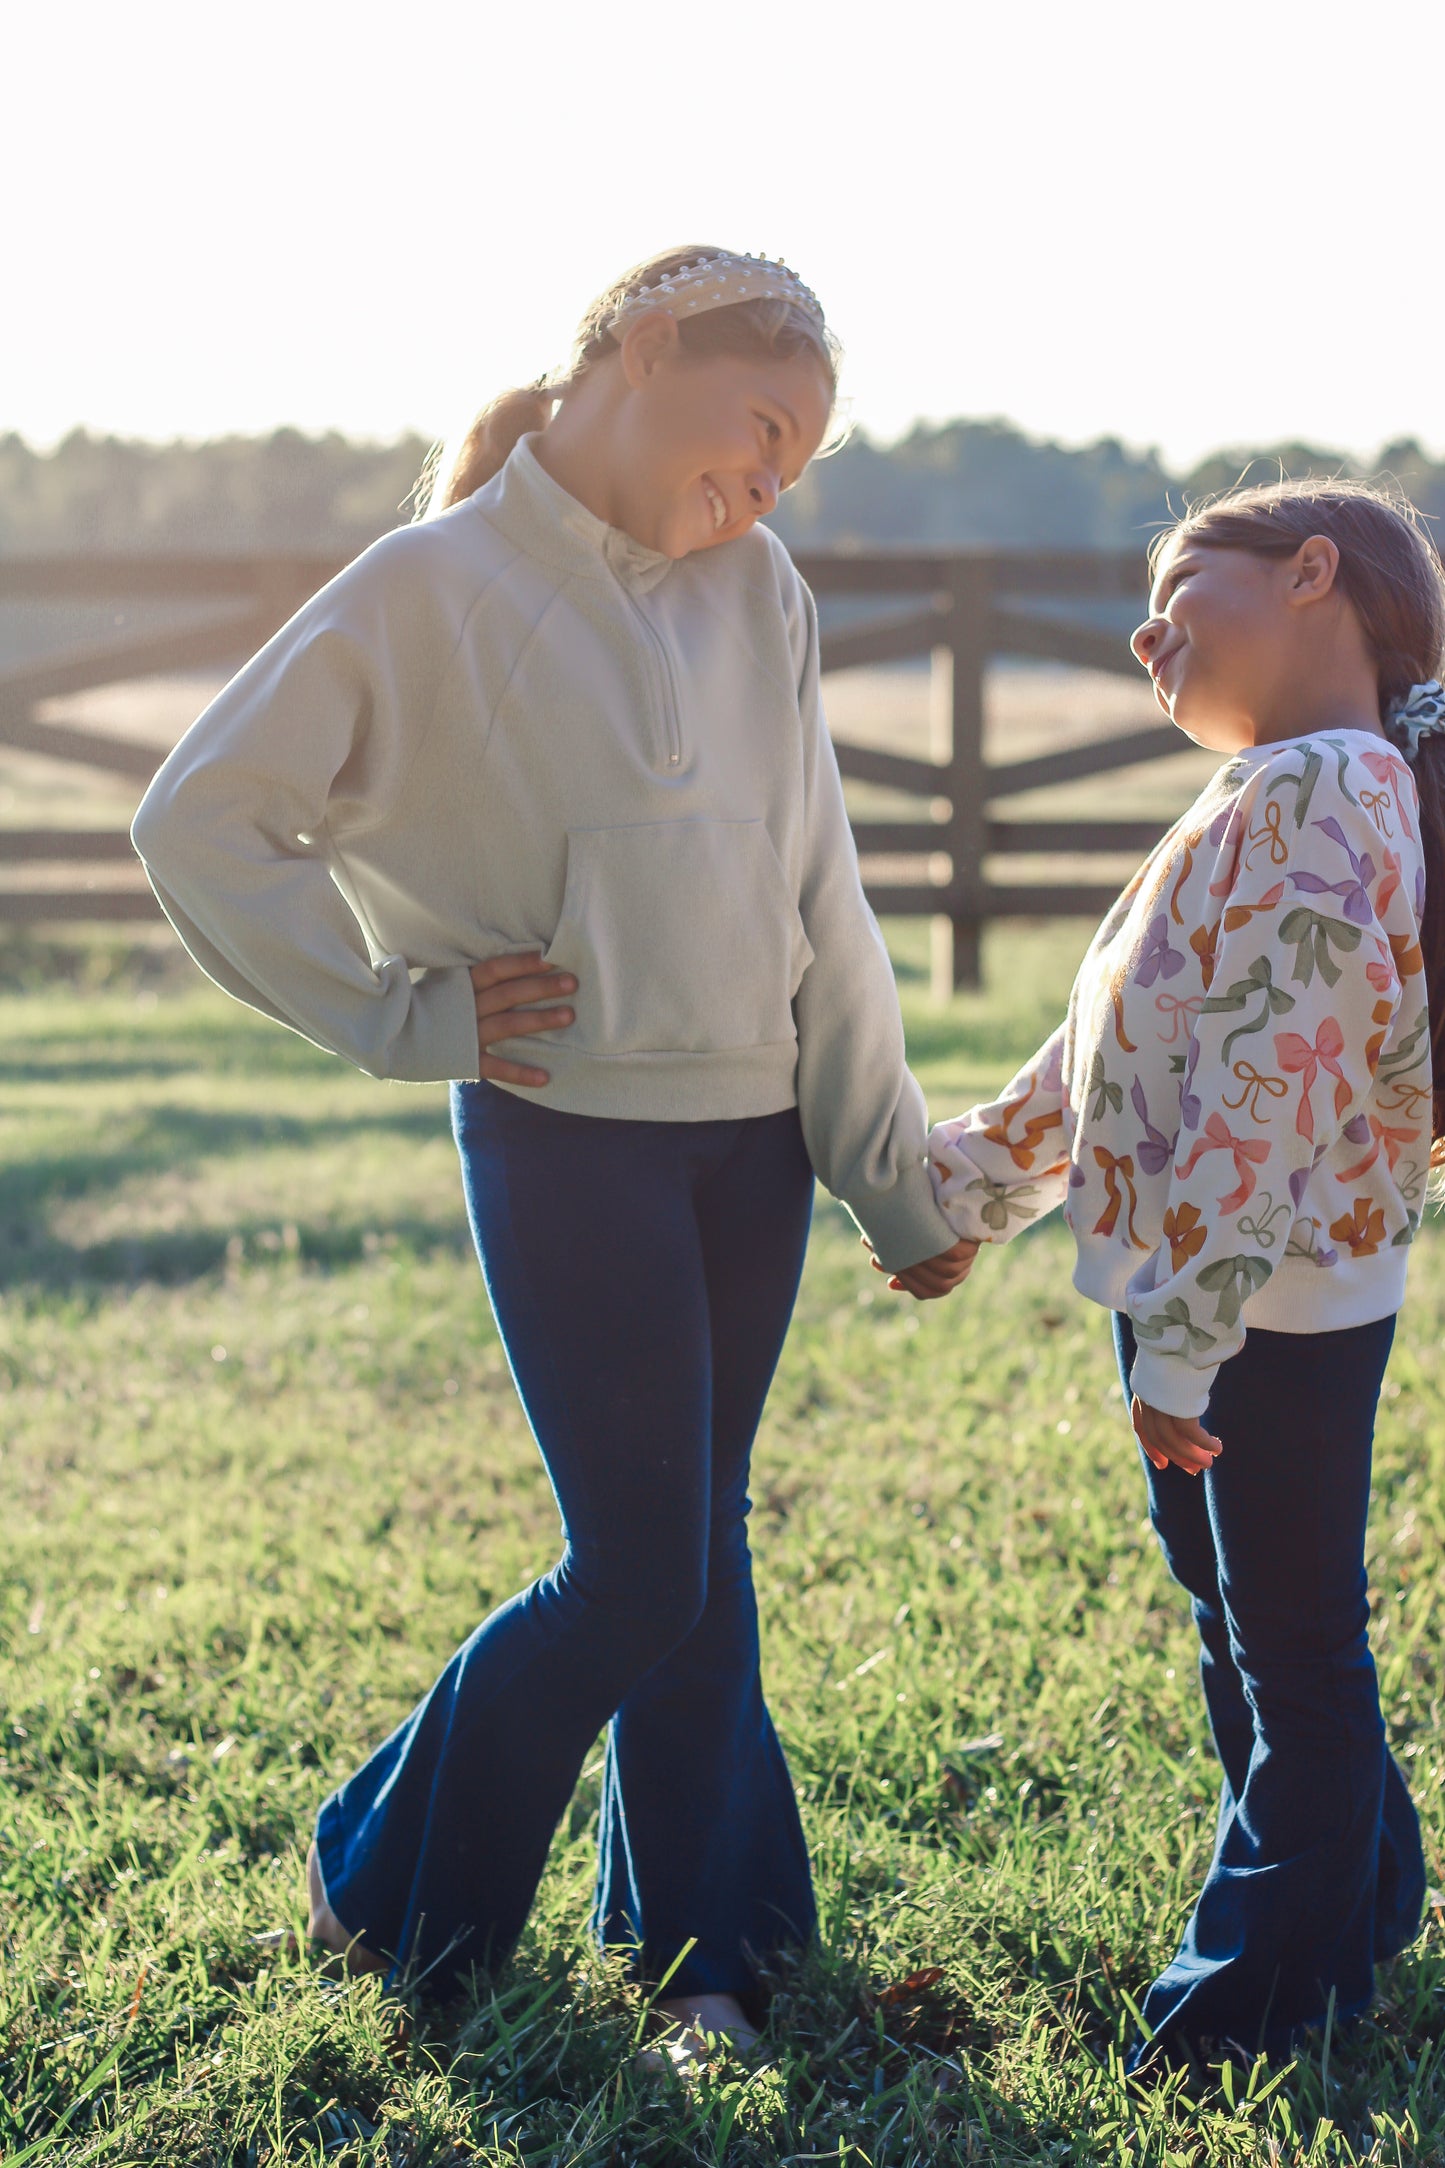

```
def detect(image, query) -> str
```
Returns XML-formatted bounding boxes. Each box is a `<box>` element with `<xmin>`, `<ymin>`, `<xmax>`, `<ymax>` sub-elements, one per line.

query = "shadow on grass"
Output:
<box><xmin>0</xmin><ymin>1099</ymin><xmax>465</xmax><ymax>1292</ymax></box>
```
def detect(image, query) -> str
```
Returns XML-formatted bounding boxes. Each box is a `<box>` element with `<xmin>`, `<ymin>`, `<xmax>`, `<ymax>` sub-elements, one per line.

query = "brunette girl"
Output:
<box><xmin>920</xmin><ymin>481</ymin><xmax>1441</xmax><ymax>2065</ymax></box>
<box><xmin>132</xmin><ymin>247</ymin><xmax>972</xmax><ymax>2056</ymax></box>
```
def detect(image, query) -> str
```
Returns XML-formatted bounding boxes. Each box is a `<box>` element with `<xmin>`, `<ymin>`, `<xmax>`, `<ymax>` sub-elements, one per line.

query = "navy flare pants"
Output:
<box><xmin>315</xmin><ymin>1085</ymin><xmax>818</xmax><ymax>2002</ymax></box>
<box><xmin>1114</xmin><ymin>1312</ymin><xmax>1424</xmax><ymax>2064</ymax></box>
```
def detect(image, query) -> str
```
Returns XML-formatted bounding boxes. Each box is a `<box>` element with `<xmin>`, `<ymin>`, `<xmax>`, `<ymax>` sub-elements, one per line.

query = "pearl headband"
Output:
<box><xmin>607</xmin><ymin>252</ymin><xmax>826</xmax><ymax>336</ymax></box>
<box><xmin>1385</xmin><ymin>679</ymin><xmax>1445</xmax><ymax>763</ymax></box>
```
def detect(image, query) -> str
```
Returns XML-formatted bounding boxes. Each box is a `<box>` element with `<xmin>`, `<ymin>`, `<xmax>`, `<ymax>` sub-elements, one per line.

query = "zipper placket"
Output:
<box><xmin>623</xmin><ymin>587</ymin><xmax>683</xmax><ymax>771</ymax></box>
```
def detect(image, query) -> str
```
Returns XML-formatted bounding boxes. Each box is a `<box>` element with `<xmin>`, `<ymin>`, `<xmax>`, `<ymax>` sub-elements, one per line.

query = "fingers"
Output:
<box><xmin>879</xmin><ymin>1267</ymin><xmax>977</xmax><ymax>1299</ymax></box>
<box><xmin>1170</xmin><ymin>1415</ymin><xmax>1223</xmax><ymax>1474</ymax></box>
<box><xmin>1131</xmin><ymin>1396</ymin><xmax>1221</xmax><ymax>1477</ymax></box>
<box><xmin>893</xmin><ymin>1238</ymin><xmax>979</xmax><ymax>1300</ymax></box>
<box><xmin>472</xmin><ymin>960</ymin><xmax>577</xmax><ymax>1020</ymax></box>
<box><xmin>477</xmin><ymin>1002</ymin><xmax>575</xmax><ymax>1043</ymax></box>
<box><xmin>470</xmin><ymin>950</ymin><xmax>554</xmax><ymax>994</ymax></box>
<box><xmin>470</xmin><ymin>954</ymin><xmax>575</xmax><ymax>1085</ymax></box>
<box><xmin>879</xmin><ymin>1256</ymin><xmax>976</xmax><ymax>1300</ymax></box>
<box><xmin>478</xmin><ymin>1053</ymin><xmax>551</xmax><ymax>1089</ymax></box>
<box><xmin>1129</xmin><ymin>1398</ymin><xmax>1170</xmax><ymax>1472</ymax></box>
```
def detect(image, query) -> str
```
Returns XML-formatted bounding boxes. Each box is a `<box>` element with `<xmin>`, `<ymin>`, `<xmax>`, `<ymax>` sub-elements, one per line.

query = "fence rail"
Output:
<box><xmin>0</xmin><ymin>546</ymin><xmax>1192</xmax><ymax>986</ymax></box>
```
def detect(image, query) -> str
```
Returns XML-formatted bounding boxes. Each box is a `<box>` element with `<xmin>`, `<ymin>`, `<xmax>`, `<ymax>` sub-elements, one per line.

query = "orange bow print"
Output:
<box><xmin>1091</xmin><ymin>1145</ymin><xmax>1147</xmax><ymax>1247</ymax></box>
<box><xmin>1222</xmin><ymin>880</ymin><xmax>1285</xmax><ymax>934</ymax></box>
<box><xmin>1221</xmin><ymin>1060</ymin><xmax>1289</xmax><ymax>1121</ymax></box>
<box><xmin>1162</xmin><ymin>1201</ymin><xmax>1207</xmax><ymax>1272</ymax></box>
<box><xmin>1189</xmin><ymin>920</ymin><xmax>1221</xmax><ymax>992</ymax></box>
<box><xmin>1358</xmin><ymin>787</ymin><xmax>1393</xmax><ymax>838</ymax></box>
<box><xmin>1244</xmin><ymin>800</ymin><xmax>1289</xmax><ymax>869</ymax></box>
<box><xmin>1329</xmin><ymin>1196</ymin><xmax>1387</xmax><ymax>1257</ymax></box>
<box><xmin>980</xmin><ymin>1093</ymin><xmax>1065</xmax><ymax>1172</ymax></box>
<box><xmin>1274</xmin><ymin>1017</ymin><xmax>1349</xmax><ymax>1143</ymax></box>
<box><xmin>1176</xmin><ymin>1112</ymin><xmax>1271</xmax><ymax>1214</ymax></box>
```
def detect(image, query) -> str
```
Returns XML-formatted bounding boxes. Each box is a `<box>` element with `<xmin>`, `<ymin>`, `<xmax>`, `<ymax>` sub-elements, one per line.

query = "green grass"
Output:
<box><xmin>3</xmin><ymin>920</ymin><xmax>1445</xmax><ymax>2166</ymax></box>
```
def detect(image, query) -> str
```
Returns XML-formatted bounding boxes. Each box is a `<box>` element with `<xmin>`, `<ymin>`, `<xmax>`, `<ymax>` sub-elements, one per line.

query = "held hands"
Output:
<box><xmin>864</xmin><ymin>1234</ymin><xmax>981</xmax><ymax>1301</ymax></box>
<box><xmin>470</xmin><ymin>951</ymin><xmax>575</xmax><ymax>1087</ymax></box>
<box><xmin>1130</xmin><ymin>1396</ymin><xmax>1221</xmax><ymax>1477</ymax></box>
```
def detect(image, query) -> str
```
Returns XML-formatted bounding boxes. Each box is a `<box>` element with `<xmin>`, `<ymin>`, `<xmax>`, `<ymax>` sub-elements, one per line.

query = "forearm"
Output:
<box><xmin>928</xmin><ymin>1025</ymin><xmax>1072</xmax><ymax>1242</ymax></box>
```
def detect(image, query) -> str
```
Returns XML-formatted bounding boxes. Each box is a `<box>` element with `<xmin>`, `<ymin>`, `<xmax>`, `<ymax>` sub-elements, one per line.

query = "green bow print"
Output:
<box><xmin>1199</xmin><ymin>955</ymin><xmax>1296</xmax><ymax>1064</ymax></box>
<box><xmin>1133</xmin><ymin>1297</ymin><xmax>1218</xmax><ymax>1353</ymax></box>
<box><xmin>1278</xmin><ymin>908</ymin><xmax>1363</xmax><ymax>989</ymax></box>
<box><xmin>1087</xmin><ymin>1052</ymin><xmax>1123</xmax><ymax>1122</ymax></box>
<box><xmin>1195</xmin><ymin>1253</ymin><xmax>1271</xmax><ymax>1328</ymax></box>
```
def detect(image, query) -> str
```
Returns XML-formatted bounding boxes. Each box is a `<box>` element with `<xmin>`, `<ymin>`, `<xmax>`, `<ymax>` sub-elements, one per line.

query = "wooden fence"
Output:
<box><xmin>0</xmin><ymin>547</ymin><xmax>1193</xmax><ymax>986</ymax></box>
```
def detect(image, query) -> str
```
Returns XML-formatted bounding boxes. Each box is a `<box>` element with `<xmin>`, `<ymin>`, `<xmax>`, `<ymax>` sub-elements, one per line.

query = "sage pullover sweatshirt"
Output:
<box><xmin>928</xmin><ymin>732</ymin><xmax>1432</xmax><ymax>1415</ymax></box>
<box><xmin>131</xmin><ymin>436</ymin><xmax>956</xmax><ymax>1271</ymax></box>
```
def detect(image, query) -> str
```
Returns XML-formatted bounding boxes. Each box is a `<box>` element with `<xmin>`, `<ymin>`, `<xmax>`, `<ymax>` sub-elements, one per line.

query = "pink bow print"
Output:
<box><xmin>1274</xmin><ymin>1017</ymin><xmax>1349</xmax><ymax>1143</ymax></box>
<box><xmin>1175</xmin><ymin>1112</ymin><xmax>1272</xmax><ymax>1214</ymax></box>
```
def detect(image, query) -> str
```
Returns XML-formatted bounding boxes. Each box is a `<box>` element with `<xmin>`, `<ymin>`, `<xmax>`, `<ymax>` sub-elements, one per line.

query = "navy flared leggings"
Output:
<box><xmin>1114</xmin><ymin>1312</ymin><xmax>1424</xmax><ymax>2063</ymax></box>
<box><xmin>315</xmin><ymin>1085</ymin><xmax>817</xmax><ymax>2001</ymax></box>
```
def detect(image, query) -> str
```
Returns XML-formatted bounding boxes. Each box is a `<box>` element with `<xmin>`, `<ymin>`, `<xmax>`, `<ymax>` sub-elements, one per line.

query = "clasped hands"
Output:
<box><xmin>471</xmin><ymin>957</ymin><xmax>1220</xmax><ymax>1473</ymax></box>
<box><xmin>866</xmin><ymin>1233</ymin><xmax>979</xmax><ymax>1301</ymax></box>
<box><xmin>472</xmin><ymin>955</ymin><xmax>984</xmax><ymax>1297</ymax></box>
<box><xmin>472</xmin><ymin>953</ymin><xmax>981</xmax><ymax>1292</ymax></box>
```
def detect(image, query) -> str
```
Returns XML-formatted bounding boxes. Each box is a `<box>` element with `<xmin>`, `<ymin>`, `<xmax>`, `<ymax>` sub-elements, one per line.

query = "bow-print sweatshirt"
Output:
<box><xmin>928</xmin><ymin>731</ymin><xmax>1432</xmax><ymax>1416</ymax></box>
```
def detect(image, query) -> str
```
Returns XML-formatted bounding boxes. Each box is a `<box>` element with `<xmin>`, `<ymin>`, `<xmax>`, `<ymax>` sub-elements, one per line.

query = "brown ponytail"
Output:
<box><xmin>1152</xmin><ymin>478</ymin><xmax>1445</xmax><ymax>1160</ymax></box>
<box><xmin>414</xmin><ymin>384</ymin><xmax>557</xmax><ymax>518</ymax></box>
<box><xmin>1408</xmin><ymin>732</ymin><xmax>1445</xmax><ymax>1161</ymax></box>
<box><xmin>414</xmin><ymin>243</ymin><xmax>839</xmax><ymax>520</ymax></box>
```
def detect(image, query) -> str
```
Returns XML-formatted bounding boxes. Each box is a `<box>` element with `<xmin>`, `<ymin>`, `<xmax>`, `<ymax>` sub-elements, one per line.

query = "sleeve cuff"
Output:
<box><xmin>387</xmin><ymin>964</ymin><xmax>481</xmax><ymax>1082</ymax></box>
<box><xmin>847</xmin><ymin>1160</ymin><xmax>962</xmax><ymax>1273</ymax></box>
<box><xmin>1126</xmin><ymin>1342</ymin><xmax>1218</xmax><ymax>1421</ymax></box>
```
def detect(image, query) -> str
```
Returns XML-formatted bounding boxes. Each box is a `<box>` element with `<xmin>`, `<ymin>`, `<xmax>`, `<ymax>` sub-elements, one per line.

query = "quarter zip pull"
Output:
<box><xmin>618</xmin><ymin>581</ymin><xmax>684</xmax><ymax>773</ymax></box>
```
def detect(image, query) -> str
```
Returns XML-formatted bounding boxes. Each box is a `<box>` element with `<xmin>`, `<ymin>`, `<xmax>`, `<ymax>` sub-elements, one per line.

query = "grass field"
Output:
<box><xmin>3</xmin><ymin>921</ymin><xmax>1445</xmax><ymax>2166</ymax></box>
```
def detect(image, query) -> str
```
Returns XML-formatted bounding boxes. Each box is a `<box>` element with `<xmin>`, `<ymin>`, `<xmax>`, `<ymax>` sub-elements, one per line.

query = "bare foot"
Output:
<box><xmin>306</xmin><ymin>1842</ymin><xmax>387</xmax><ymax>1975</ymax></box>
<box><xmin>640</xmin><ymin>1991</ymin><xmax>760</xmax><ymax>2073</ymax></box>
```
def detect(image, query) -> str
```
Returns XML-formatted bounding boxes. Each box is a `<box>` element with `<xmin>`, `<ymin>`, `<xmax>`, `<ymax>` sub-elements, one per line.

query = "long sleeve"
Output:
<box><xmin>926</xmin><ymin>1024</ymin><xmax>1073</xmax><ymax>1242</ymax></box>
<box><xmin>788</xmin><ymin>579</ymin><xmax>958</xmax><ymax>1271</ymax></box>
<box><xmin>1125</xmin><ymin>758</ymin><xmax>1417</xmax><ymax>1416</ymax></box>
<box><xmin>132</xmin><ymin>531</ymin><xmax>481</xmax><ymax>1084</ymax></box>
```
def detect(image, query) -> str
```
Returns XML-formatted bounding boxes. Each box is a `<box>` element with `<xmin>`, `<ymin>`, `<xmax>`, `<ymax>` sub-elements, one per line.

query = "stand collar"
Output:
<box><xmin>481</xmin><ymin>435</ymin><xmax>676</xmax><ymax>596</ymax></box>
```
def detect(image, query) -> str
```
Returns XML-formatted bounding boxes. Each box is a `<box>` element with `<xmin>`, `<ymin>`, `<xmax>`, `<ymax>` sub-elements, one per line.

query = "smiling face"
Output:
<box><xmin>1130</xmin><ymin>533</ymin><xmax>1346</xmax><ymax>754</ymax></box>
<box><xmin>609</xmin><ymin>318</ymin><xmax>834</xmax><ymax>558</ymax></box>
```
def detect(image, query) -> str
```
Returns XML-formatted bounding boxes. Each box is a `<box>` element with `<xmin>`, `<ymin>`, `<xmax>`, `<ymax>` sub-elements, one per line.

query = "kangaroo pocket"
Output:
<box><xmin>543</xmin><ymin>819</ymin><xmax>812</xmax><ymax>1056</ymax></box>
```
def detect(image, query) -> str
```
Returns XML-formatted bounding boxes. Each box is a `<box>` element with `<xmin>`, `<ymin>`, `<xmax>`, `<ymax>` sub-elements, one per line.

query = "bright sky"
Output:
<box><xmin>10</xmin><ymin>1</ymin><xmax>1443</xmax><ymax>467</ymax></box>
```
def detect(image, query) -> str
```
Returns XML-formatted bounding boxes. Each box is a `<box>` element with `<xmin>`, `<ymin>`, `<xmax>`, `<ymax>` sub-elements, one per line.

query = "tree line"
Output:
<box><xmin>3</xmin><ymin>420</ymin><xmax>1442</xmax><ymax>558</ymax></box>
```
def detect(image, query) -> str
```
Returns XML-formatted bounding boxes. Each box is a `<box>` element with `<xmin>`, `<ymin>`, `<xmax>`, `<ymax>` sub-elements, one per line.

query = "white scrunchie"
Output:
<box><xmin>1386</xmin><ymin>678</ymin><xmax>1445</xmax><ymax>762</ymax></box>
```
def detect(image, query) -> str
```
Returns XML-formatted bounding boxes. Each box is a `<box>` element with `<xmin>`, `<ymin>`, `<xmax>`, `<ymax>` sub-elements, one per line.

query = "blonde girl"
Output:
<box><xmin>922</xmin><ymin>481</ymin><xmax>1442</xmax><ymax>2066</ymax></box>
<box><xmin>132</xmin><ymin>247</ymin><xmax>972</xmax><ymax>2055</ymax></box>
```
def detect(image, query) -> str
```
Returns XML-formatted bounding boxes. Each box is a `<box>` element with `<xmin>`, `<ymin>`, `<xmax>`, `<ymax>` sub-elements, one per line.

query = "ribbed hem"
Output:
<box><xmin>1245</xmin><ymin>1253</ymin><xmax>1409</xmax><ymax>1333</ymax></box>
<box><xmin>485</xmin><ymin>1037</ymin><xmax>802</xmax><ymax>1122</ymax></box>
<box><xmin>1125</xmin><ymin>1344</ymin><xmax>1217</xmax><ymax>1420</ymax></box>
<box><xmin>1072</xmin><ymin>1247</ymin><xmax>1410</xmax><ymax>1336</ymax></box>
<box><xmin>1074</xmin><ymin>1246</ymin><xmax>1411</xmax><ymax>1419</ymax></box>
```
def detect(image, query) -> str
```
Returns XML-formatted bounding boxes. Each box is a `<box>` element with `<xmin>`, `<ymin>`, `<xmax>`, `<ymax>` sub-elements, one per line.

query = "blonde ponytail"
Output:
<box><xmin>415</xmin><ymin>385</ymin><xmax>556</xmax><ymax>519</ymax></box>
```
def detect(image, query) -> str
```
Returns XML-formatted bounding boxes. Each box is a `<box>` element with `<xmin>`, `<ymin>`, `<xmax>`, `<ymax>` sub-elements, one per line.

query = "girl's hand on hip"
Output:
<box><xmin>1131</xmin><ymin>1395</ymin><xmax>1221</xmax><ymax>1477</ymax></box>
<box><xmin>865</xmin><ymin>1234</ymin><xmax>980</xmax><ymax>1300</ymax></box>
<box><xmin>470</xmin><ymin>952</ymin><xmax>576</xmax><ymax>1088</ymax></box>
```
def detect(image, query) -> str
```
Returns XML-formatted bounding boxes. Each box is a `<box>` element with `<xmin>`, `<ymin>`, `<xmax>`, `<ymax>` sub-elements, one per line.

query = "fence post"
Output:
<box><xmin>930</xmin><ymin>557</ymin><xmax>991</xmax><ymax>995</ymax></box>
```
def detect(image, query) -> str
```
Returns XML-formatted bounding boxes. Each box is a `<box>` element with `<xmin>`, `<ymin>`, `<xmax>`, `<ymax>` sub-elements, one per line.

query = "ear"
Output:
<box><xmin>617</xmin><ymin>310</ymin><xmax>682</xmax><ymax>389</ymax></box>
<box><xmin>1287</xmin><ymin>534</ymin><xmax>1341</xmax><ymax>607</ymax></box>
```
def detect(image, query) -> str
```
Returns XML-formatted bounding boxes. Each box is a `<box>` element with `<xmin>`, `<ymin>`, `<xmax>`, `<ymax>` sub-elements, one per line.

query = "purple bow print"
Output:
<box><xmin>1136</xmin><ymin>913</ymin><xmax>1185</xmax><ymax>988</ymax></box>
<box><xmin>1130</xmin><ymin>1077</ymin><xmax>1177</xmax><ymax>1176</ymax></box>
<box><xmin>1290</xmin><ymin>817</ymin><xmax>1378</xmax><ymax>924</ymax></box>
